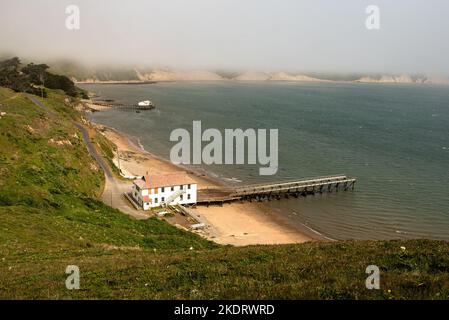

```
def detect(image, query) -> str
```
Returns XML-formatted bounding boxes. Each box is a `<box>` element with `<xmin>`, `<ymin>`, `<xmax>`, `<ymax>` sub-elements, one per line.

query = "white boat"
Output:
<box><xmin>137</xmin><ymin>100</ymin><xmax>153</xmax><ymax>107</ymax></box>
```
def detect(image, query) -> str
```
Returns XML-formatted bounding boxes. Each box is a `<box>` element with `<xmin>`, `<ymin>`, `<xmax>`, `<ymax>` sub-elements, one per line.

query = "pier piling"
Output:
<box><xmin>197</xmin><ymin>174</ymin><xmax>357</xmax><ymax>205</ymax></box>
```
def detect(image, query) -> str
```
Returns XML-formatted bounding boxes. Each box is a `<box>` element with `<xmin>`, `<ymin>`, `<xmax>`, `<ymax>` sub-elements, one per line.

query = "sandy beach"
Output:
<box><xmin>98</xmin><ymin>125</ymin><xmax>313</xmax><ymax>246</ymax></box>
<box><xmin>100</xmin><ymin>126</ymin><xmax>220</xmax><ymax>189</ymax></box>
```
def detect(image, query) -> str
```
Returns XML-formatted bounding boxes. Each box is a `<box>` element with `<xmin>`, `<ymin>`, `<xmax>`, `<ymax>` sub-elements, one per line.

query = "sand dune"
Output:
<box><xmin>135</xmin><ymin>68</ymin><xmax>225</xmax><ymax>81</ymax></box>
<box><xmin>73</xmin><ymin>66</ymin><xmax>449</xmax><ymax>85</ymax></box>
<box><xmin>233</xmin><ymin>71</ymin><xmax>326</xmax><ymax>82</ymax></box>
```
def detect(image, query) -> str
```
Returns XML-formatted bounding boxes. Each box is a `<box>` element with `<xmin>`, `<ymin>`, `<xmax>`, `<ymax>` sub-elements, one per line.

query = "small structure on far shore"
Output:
<box><xmin>131</xmin><ymin>172</ymin><xmax>197</xmax><ymax>210</ymax></box>
<box><xmin>137</xmin><ymin>100</ymin><xmax>154</xmax><ymax>107</ymax></box>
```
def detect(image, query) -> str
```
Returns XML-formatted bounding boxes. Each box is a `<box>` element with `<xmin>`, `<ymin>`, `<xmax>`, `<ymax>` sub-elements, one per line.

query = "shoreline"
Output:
<box><xmin>76</xmin><ymin>80</ymin><xmax>158</xmax><ymax>85</ymax></box>
<box><xmin>93</xmin><ymin>122</ymin><xmax>322</xmax><ymax>245</ymax></box>
<box><xmin>102</xmin><ymin>124</ymin><xmax>229</xmax><ymax>189</ymax></box>
<box><xmin>76</xmin><ymin>79</ymin><xmax>449</xmax><ymax>86</ymax></box>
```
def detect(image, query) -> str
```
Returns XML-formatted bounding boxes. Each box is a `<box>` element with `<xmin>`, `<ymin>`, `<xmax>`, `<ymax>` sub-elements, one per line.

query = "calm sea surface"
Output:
<box><xmin>81</xmin><ymin>82</ymin><xmax>449</xmax><ymax>240</ymax></box>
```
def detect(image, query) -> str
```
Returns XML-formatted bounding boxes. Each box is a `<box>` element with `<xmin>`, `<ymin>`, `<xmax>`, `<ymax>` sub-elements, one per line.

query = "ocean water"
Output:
<box><xmin>81</xmin><ymin>82</ymin><xmax>449</xmax><ymax>241</ymax></box>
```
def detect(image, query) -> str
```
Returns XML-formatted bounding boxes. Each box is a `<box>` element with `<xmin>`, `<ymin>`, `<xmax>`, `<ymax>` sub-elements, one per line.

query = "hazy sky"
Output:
<box><xmin>1</xmin><ymin>0</ymin><xmax>449</xmax><ymax>74</ymax></box>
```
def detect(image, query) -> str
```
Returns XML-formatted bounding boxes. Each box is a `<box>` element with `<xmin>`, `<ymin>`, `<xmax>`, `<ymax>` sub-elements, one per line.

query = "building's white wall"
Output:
<box><xmin>148</xmin><ymin>183</ymin><xmax>197</xmax><ymax>208</ymax></box>
<box><xmin>132</xmin><ymin>182</ymin><xmax>197</xmax><ymax>209</ymax></box>
<box><xmin>132</xmin><ymin>184</ymin><xmax>152</xmax><ymax>210</ymax></box>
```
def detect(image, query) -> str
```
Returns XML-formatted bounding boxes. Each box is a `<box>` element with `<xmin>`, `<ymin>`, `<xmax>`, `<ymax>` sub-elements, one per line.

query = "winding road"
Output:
<box><xmin>73</xmin><ymin>122</ymin><xmax>113</xmax><ymax>179</ymax></box>
<box><xmin>27</xmin><ymin>95</ymin><xmax>149</xmax><ymax>220</ymax></box>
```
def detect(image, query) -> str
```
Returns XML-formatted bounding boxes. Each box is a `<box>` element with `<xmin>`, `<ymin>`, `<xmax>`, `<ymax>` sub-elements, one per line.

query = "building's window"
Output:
<box><xmin>161</xmin><ymin>197</ymin><xmax>165</xmax><ymax>202</ymax></box>
<box><xmin>187</xmin><ymin>194</ymin><xmax>191</xmax><ymax>200</ymax></box>
<box><xmin>154</xmin><ymin>198</ymin><xmax>158</xmax><ymax>204</ymax></box>
<box><xmin>188</xmin><ymin>184</ymin><xmax>191</xmax><ymax>189</ymax></box>
<box><xmin>171</xmin><ymin>186</ymin><xmax>174</xmax><ymax>191</ymax></box>
<box><xmin>180</xmin><ymin>195</ymin><xmax>183</xmax><ymax>201</ymax></box>
<box><xmin>161</xmin><ymin>187</ymin><xmax>165</xmax><ymax>192</ymax></box>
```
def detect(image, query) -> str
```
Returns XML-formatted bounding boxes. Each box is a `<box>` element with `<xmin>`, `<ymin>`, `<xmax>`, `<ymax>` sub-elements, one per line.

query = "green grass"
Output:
<box><xmin>0</xmin><ymin>87</ymin><xmax>216</xmax><ymax>252</ymax></box>
<box><xmin>1</xmin><ymin>240</ymin><xmax>448</xmax><ymax>299</ymax></box>
<box><xmin>0</xmin><ymin>87</ymin><xmax>448</xmax><ymax>300</ymax></box>
<box><xmin>0</xmin><ymin>88</ymin><xmax>103</xmax><ymax>206</ymax></box>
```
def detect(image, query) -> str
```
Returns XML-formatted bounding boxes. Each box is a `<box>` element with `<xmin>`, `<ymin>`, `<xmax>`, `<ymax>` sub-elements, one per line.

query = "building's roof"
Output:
<box><xmin>134</xmin><ymin>179</ymin><xmax>147</xmax><ymax>189</ymax></box>
<box><xmin>133</xmin><ymin>172</ymin><xmax>196</xmax><ymax>189</ymax></box>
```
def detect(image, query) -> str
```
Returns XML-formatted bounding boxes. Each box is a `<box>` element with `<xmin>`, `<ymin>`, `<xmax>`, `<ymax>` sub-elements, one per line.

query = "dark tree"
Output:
<box><xmin>0</xmin><ymin>57</ymin><xmax>79</xmax><ymax>97</ymax></box>
<box><xmin>45</xmin><ymin>73</ymin><xmax>78</xmax><ymax>96</ymax></box>
<box><xmin>0</xmin><ymin>57</ymin><xmax>21</xmax><ymax>70</ymax></box>
<box><xmin>22</xmin><ymin>63</ymin><xmax>50</xmax><ymax>85</ymax></box>
<box><xmin>0</xmin><ymin>57</ymin><xmax>23</xmax><ymax>87</ymax></box>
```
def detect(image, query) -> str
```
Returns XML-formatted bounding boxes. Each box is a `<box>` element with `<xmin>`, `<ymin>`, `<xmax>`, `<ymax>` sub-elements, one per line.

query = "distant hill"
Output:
<box><xmin>48</xmin><ymin>60</ymin><xmax>140</xmax><ymax>82</ymax></box>
<box><xmin>73</xmin><ymin>67</ymin><xmax>449</xmax><ymax>85</ymax></box>
<box><xmin>134</xmin><ymin>68</ymin><xmax>225</xmax><ymax>81</ymax></box>
<box><xmin>71</xmin><ymin>68</ymin><xmax>332</xmax><ymax>83</ymax></box>
<box><xmin>355</xmin><ymin>74</ymin><xmax>449</xmax><ymax>85</ymax></box>
<box><xmin>4</xmin><ymin>56</ymin><xmax>445</xmax><ymax>84</ymax></box>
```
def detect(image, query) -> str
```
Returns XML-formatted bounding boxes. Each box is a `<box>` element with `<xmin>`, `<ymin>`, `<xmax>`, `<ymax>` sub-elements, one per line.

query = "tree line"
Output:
<box><xmin>0</xmin><ymin>57</ymin><xmax>86</xmax><ymax>98</ymax></box>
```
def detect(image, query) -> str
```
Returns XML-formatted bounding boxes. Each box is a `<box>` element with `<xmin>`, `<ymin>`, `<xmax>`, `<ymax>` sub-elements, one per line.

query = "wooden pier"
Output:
<box><xmin>197</xmin><ymin>174</ymin><xmax>356</xmax><ymax>205</ymax></box>
<box><xmin>111</xmin><ymin>104</ymin><xmax>155</xmax><ymax>111</ymax></box>
<box><xmin>88</xmin><ymin>99</ymin><xmax>156</xmax><ymax>111</ymax></box>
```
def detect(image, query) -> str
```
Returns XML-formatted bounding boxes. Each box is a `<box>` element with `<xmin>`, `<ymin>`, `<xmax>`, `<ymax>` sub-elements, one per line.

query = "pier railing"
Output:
<box><xmin>196</xmin><ymin>174</ymin><xmax>356</xmax><ymax>205</ymax></box>
<box><xmin>231</xmin><ymin>175</ymin><xmax>355</xmax><ymax>197</ymax></box>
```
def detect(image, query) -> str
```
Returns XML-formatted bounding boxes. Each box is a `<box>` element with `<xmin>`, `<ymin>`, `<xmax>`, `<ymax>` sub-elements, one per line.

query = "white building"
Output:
<box><xmin>131</xmin><ymin>173</ymin><xmax>197</xmax><ymax>210</ymax></box>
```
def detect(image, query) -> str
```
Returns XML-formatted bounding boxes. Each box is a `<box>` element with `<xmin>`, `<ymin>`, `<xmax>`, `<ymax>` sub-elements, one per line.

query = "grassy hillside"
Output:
<box><xmin>0</xmin><ymin>87</ymin><xmax>448</xmax><ymax>299</ymax></box>
<box><xmin>1</xmin><ymin>238</ymin><xmax>448</xmax><ymax>299</ymax></box>
<box><xmin>0</xmin><ymin>88</ymin><xmax>217</xmax><ymax>252</ymax></box>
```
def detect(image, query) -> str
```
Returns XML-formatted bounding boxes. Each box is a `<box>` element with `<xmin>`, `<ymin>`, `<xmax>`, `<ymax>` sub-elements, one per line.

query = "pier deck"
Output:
<box><xmin>197</xmin><ymin>174</ymin><xmax>356</xmax><ymax>205</ymax></box>
<box><xmin>89</xmin><ymin>99</ymin><xmax>155</xmax><ymax>111</ymax></box>
<box><xmin>111</xmin><ymin>104</ymin><xmax>155</xmax><ymax>111</ymax></box>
